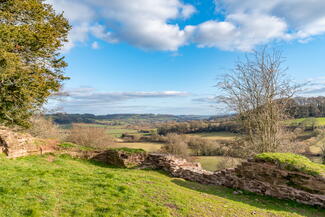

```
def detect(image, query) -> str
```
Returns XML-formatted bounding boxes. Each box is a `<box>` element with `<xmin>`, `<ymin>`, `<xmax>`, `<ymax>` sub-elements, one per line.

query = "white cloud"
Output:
<box><xmin>49</xmin><ymin>88</ymin><xmax>191</xmax><ymax>114</ymax></box>
<box><xmin>91</xmin><ymin>41</ymin><xmax>100</xmax><ymax>49</ymax></box>
<box><xmin>300</xmin><ymin>77</ymin><xmax>325</xmax><ymax>96</ymax></box>
<box><xmin>47</xmin><ymin>0</ymin><xmax>325</xmax><ymax>52</ymax></box>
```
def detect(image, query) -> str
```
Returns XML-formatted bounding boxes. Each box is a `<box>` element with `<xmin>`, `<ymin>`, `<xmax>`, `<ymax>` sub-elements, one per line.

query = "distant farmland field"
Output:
<box><xmin>110</xmin><ymin>142</ymin><xmax>162</xmax><ymax>152</ymax></box>
<box><xmin>288</xmin><ymin>117</ymin><xmax>325</xmax><ymax>127</ymax></box>
<box><xmin>189</xmin><ymin>132</ymin><xmax>236</xmax><ymax>142</ymax></box>
<box><xmin>69</xmin><ymin>123</ymin><xmax>147</xmax><ymax>138</ymax></box>
<box><xmin>193</xmin><ymin>156</ymin><xmax>244</xmax><ymax>171</ymax></box>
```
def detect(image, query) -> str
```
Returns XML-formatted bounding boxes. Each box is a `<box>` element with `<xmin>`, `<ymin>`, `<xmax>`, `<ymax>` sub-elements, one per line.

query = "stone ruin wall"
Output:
<box><xmin>0</xmin><ymin>127</ymin><xmax>57</xmax><ymax>158</ymax></box>
<box><xmin>146</xmin><ymin>153</ymin><xmax>325</xmax><ymax>208</ymax></box>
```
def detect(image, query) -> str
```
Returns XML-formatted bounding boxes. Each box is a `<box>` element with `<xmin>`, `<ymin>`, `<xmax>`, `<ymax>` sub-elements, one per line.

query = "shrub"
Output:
<box><xmin>67</xmin><ymin>125</ymin><xmax>114</xmax><ymax>149</ymax></box>
<box><xmin>187</xmin><ymin>136</ymin><xmax>224</xmax><ymax>156</ymax></box>
<box><xmin>27</xmin><ymin>115</ymin><xmax>65</xmax><ymax>141</ymax></box>
<box><xmin>161</xmin><ymin>133</ymin><xmax>189</xmax><ymax>157</ymax></box>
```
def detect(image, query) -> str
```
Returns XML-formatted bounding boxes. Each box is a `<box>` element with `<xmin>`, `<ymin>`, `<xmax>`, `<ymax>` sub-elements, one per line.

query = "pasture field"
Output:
<box><xmin>0</xmin><ymin>154</ymin><xmax>323</xmax><ymax>217</ymax></box>
<box><xmin>189</xmin><ymin>132</ymin><xmax>236</xmax><ymax>142</ymax></box>
<box><xmin>70</xmin><ymin>123</ymin><xmax>145</xmax><ymax>138</ymax></box>
<box><xmin>193</xmin><ymin>156</ymin><xmax>244</xmax><ymax>171</ymax></box>
<box><xmin>288</xmin><ymin>117</ymin><xmax>325</xmax><ymax>127</ymax></box>
<box><xmin>110</xmin><ymin>142</ymin><xmax>163</xmax><ymax>152</ymax></box>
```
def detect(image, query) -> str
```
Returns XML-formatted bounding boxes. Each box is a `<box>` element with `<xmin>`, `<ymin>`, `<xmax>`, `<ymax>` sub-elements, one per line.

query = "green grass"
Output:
<box><xmin>288</xmin><ymin>117</ymin><xmax>325</xmax><ymax>127</ymax></box>
<box><xmin>58</xmin><ymin>142</ymin><xmax>95</xmax><ymax>151</ymax></box>
<box><xmin>0</xmin><ymin>155</ymin><xmax>323</xmax><ymax>217</ymax></box>
<box><xmin>111</xmin><ymin>142</ymin><xmax>163</xmax><ymax>152</ymax></box>
<box><xmin>193</xmin><ymin>156</ymin><xmax>244</xmax><ymax>171</ymax></box>
<box><xmin>255</xmin><ymin>153</ymin><xmax>325</xmax><ymax>177</ymax></box>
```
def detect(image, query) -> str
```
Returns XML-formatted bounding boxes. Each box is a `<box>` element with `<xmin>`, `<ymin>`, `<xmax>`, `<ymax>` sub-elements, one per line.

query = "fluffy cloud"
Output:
<box><xmin>49</xmin><ymin>88</ymin><xmax>190</xmax><ymax>114</ymax></box>
<box><xmin>48</xmin><ymin>0</ymin><xmax>195</xmax><ymax>51</ymax></box>
<box><xmin>54</xmin><ymin>88</ymin><xmax>189</xmax><ymax>103</ymax></box>
<box><xmin>47</xmin><ymin>0</ymin><xmax>325</xmax><ymax>52</ymax></box>
<box><xmin>301</xmin><ymin>77</ymin><xmax>325</xmax><ymax>95</ymax></box>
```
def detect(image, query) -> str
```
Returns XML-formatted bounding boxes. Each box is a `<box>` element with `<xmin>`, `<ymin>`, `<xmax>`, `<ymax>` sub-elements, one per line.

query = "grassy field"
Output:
<box><xmin>193</xmin><ymin>156</ymin><xmax>244</xmax><ymax>171</ymax></box>
<box><xmin>288</xmin><ymin>117</ymin><xmax>325</xmax><ymax>127</ymax></box>
<box><xmin>189</xmin><ymin>132</ymin><xmax>236</xmax><ymax>142</ymax></box>
<box><xmin>0</xmin><ymin>154</ymin><xmax>324</xmax><ymax>217</ymax></box>
<box><xmin>110</xmin><ymin>142</ymin><xmax>163</xmax><ymax>152</ymax></box>
<box><xmin>71</xmin><ymin>123</ymin><xmax>141</xmax><ymax>138</ymax></box>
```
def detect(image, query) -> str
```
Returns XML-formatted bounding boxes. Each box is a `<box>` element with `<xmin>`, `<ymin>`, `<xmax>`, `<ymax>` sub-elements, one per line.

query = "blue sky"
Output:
<box><xmin>47</xmin><ymin>0</ymin><xmax>325</xmax><ymax>115</ymax></box>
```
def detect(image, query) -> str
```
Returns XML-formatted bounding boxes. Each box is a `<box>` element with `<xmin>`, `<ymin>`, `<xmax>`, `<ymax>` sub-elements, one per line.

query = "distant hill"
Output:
<box><xmin>47</xmin><ymin>113</ymin><xmax>213</xmax><ymax>125</ymax></box>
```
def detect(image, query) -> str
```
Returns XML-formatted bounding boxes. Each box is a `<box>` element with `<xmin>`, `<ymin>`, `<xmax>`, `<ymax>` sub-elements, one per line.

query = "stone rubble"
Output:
<box><xmin>146</xmin><ymin>153</ymin><xmax>325</xmax><ymax>208</ymax></box>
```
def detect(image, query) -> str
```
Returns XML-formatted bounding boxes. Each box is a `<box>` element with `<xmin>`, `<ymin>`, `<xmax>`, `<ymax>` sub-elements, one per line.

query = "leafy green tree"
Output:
<box><xmin>0</xmin><ymin>0</ymin><xmax>70</xmax><ymax>127</ymax></box>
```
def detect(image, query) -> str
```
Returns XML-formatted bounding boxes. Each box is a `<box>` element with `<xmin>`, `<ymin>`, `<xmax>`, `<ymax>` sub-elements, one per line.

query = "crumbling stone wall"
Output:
<box><xmin>103</xmin><ymin>149</ymin><xmax>147</xmax><ymax>168</ymax></box>
<box><xmin>0</xmin><ymin>127</ymin><xmax>57</xmax><ymax>158</ymax></box>
<box><xmin>146</xmin><ymin>153</ymin><xmax>325</xmax><ymax>208</ymax></box>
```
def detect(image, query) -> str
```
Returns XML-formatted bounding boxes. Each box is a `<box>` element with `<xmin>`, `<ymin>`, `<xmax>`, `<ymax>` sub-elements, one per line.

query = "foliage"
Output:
<box><xmin>0</xmin><ymin>0</ymin><xmax>70</xmax><ymax>127</ymax></box>
<box><xmin>255</xmin><ymin>153</ymin><xmax>325</xmax><ymax>177</ymax></box>
<box><xmin>67</xmin><ymin>124</ymin><xmax>114</xmax><ymax>149</ymax></box>
<box><xmin>157</xmin><ymin>120</ymin><xmax>238</xmax><ymax>135</ymax></box>
<box><xmin>0</xmin><ymin>155</ymin><xmax>324</xmax><ymax>216</ymax></box>
<box><xmin>288</xmin><ymin>96</ymin><xmax>325</xmax><ymax>118</ymax></box>
<box><xmin>187</xmin><ymin>136</ymin><xmax>223</xmax><ymax>156</ymax></box>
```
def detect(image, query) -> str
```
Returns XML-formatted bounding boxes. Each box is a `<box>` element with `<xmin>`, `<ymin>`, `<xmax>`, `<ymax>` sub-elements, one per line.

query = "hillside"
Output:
<box><xmin>48</xmin><ymin>113</ymin><xmax>212</xmax><ymax>125</ymax></box>
<box><xmin>0</xmin><ymin>154</ymin><xmax>323</xmax><ymax>217</ymax></box>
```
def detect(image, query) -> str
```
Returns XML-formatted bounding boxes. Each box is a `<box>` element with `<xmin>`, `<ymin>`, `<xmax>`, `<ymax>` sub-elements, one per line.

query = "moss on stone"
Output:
<box><xmin>255</xmin><ymin>153</ymin><xmax>325</xmax><ymax>177</ymax></box>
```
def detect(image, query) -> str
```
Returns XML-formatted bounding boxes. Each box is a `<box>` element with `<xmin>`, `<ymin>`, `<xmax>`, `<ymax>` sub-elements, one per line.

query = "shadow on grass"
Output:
<box><xmin>172</xmin><ymin>179</ymin><xmax>325</xmax><ymax>217</ymax></box>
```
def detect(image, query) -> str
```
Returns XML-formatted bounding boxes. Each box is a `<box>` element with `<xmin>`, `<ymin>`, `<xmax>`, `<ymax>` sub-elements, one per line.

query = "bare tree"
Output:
<box><xmin>218</xmin><ymin>48</ymin><xmax>299</xmax><ymax>153</ymax></box>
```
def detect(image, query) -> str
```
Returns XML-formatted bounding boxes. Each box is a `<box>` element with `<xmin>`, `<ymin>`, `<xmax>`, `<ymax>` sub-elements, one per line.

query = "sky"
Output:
<box><xmin>46</xmin><ymin>0</ymin><xmax>325</xmax><ymax>115</ymax></box>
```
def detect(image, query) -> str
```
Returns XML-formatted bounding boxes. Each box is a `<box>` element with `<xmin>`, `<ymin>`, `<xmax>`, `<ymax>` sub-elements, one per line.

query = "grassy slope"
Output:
<box><xmin>0</xmin><ymin>155</ymin><xmax>324</xmax><ymax>217</ymax></box>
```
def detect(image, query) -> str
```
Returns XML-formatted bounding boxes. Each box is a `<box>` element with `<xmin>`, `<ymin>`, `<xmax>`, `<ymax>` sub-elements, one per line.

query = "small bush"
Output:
<box><xmin>67</xmin><ymin>125</ymin><xmax>114</xmax><ymax>149</ymax></box>
<box><xmin>161</xmin><ymin>133</ymin><xmax>188</xmax><ymax>157</ymax></box>
<box><xmin>187</xmin><ymin>136</ymin><xmax>224</xmax><ymax>156</ymax></box>
<box><xmin>27</xmin><ymin>115</ymin><xmax>65</xmax><ymax>141</ymax></box>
